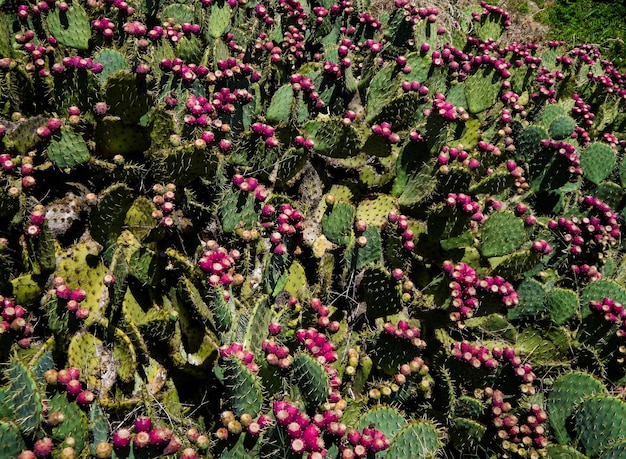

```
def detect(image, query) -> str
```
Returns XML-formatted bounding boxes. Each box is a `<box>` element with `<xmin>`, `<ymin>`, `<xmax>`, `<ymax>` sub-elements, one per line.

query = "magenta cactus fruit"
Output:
<box><xmin>134</xmin><ymin>416</ymin><xmax>152</xmax><ymax>433</ymax></box>
<box><xmin>33</xmin><ymin>437</ymin><xmax>53</xmax><ymax>457</ymax></box>
<box><xmin>112</xmin><ymin>428</ymin><xmax>132</xmax><ymax>448</ymax></box>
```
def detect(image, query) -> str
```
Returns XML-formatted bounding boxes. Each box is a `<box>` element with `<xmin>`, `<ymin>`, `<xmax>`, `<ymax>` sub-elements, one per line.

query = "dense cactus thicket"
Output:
<box><xmin>3</xmin><ymin>0</ymin><xmax>626</xmax><ymax>457</ymax></box>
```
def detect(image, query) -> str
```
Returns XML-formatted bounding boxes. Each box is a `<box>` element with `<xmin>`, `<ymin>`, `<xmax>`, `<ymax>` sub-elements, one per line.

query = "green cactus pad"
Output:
<box><xmin>111</xmin><ymin>327</ymin><xmax>137</xmax><ymax>383</ymax></box>
<box><xmin>161</xmin><ymin>4</ymin><xmax>194</xmax><ymax>23</ymax></box>
<box><xmin>454</xmin><ymin>395</ymin><xmax>485</xmax><ymax>418</ymax></box>
<box><xmin>546</xmin><ymin>444</ymin><xmax>590</xmax><ymax>458</ymax></box>
<box><xmin>93</xmin><ymin>49</ymin><xmax>130</xmax><ymax>84</ymax></box>
<box><xmin>475</xmin><ymin>15</ymin><xmax>504</xmax><ymax>41</ymax></box>
<box><xmin>266</xmin><ymin>84</ymin><xmax>294</xmax><ymax>123</ymax></box>
<box><xmin>5</xmin><ymin>357</ymin><xmax>42</xmax><ymax>435</ymax></box>
<box><xmin>546</xmin><ymin>287</ymin><xmax>579</xmax><ymax>325</ymax></box>
<box><xmin>68</xmin><ymin>331</ymin><xmax>105</xmax><ymax>390</ymax></box>
<box><xmin>283</xmin><ymin>260</ymin><xmax>308</xmax><ymax>298</ymax></box>
<box><xmin>322</xmin><ymin>201</ymin><xmax>355</xmax><ymax>246</ymax></box>
<box><xmin>152</xmin><ymin>142</ymin><xmax>218</xmax><ymax>185</ymax></box>
<box><xmin>0</xmin><ymin>421</ymin><xmax>25</xmax><ymax>458</ymax></box>
<box><xmin>125</xmin><ymin>197</ymin><xmax>157</xmax><ymax>241</ymax></box>
<box><xmin>549</xmin><ymin>116</ymin><xmax>577</xmax><ymax>140</ymax></box>
<box><xmin>397</xmin><ymin>160</ymin><xmax>438</xmax><ymax>207</ymax></box>
<box><xmin>386</xmin><ymin>420</ymin><xmax>442</xmax><ymax>459</ymax></box>
<box><xmin>599</xmin><ymin>439</ymin><xmax>626</xmax><ymax>459</ymax></box>
<box><xmin>90</xmin><ymin>183</ymin><xmax>134</xmax><ymax>248</ymax></box>
<box><xmin>180</xmin><ymin>276</ymin><xmax>216</xmax><ymax>330</ymax></box>
<box><xmin>469</xmin><ymin>169</ymin><xmax>515</xmax><ymax>195</ymax></box>
<box><xmin>372</xmin><ymin>92</ymin><xmax>423</xmax><ymax>130</ymax></box>
<box><xmin>48</xmin><ymin>392</ymin><xmax>90</xmax><ymax>453</ymax></box>
<box><xmin>122</xmin><ymin>285</ymin><xmax>177</xmax><ymax>340</ymax></box>
<box><xmin>547</xmin><ymin>371</ymin><xmax>607</xmax><ymax>445</ymax></box>
<box><xmin>208</xmin><ymin>2</ymin><xmax>231</xmax><ymax>38</ymax></box>
<box><xmin>104</xmin><ymin>71</ymin><xmax>151</xmax><ymax>125</ymax></box>
<box><xmin>450</xmin><ymin>417</ymin><xmax>487</xmax><ymax>447</ymax></box>
<box><xmin>46</xmin><ymin>3</ymin><xmax>91</xmax><ymax>50</ymax></box>
<box><xmin>243</xmin><ymin>296</ymin><xmax>272</xmax><ymax>355</ymax></box>
<box><xmin>291</xmin><ymin>352</ymin><xmax>330</xmax><ymax>410</ymax></box>
<box><xmin>480</xmin><ymin>211</ymin><xmax>525</xmax><ymax>257</ymax></box>
<box><xmin>516</xmin><ymin>125</ymin><xmax>549</xmax><ymax>162</ymax></box>
<box><xmin>221</xmin><ymin>356</ymin><xmax>263</xmax><ymax>418</ymax></box>
<box><xmin>303</xmin><ymin>116</ymin><xmax>361</xmax><ymax>158</ymax></box>
<box><xmin>354</xmin><ymin>225</ymin><xmax>383</xmax><ymax>271</ymax></box>
<box><xmin>573</xmin><ymin>394</ymin><xmax>626</xmax><ymax>457</ymax></box>
<box><xmin>206</xmin><ymin>286</ymin><xmax>233</xmax><ymax>334</ymax></box>
<box><xmin>542</xmin><ymin>104</ymin><xmax>567</xmax><ymax>126</ymax></box>
<box><xmin>221</xmin><ymin>189</ymin><xmax>258</xmax><ymax>233</ymax></box>
<box><xmin>354</xmin><ymin>405</ymin><xmax>407</xmax><ymax>440</ymax></box>
<box><xmin>580</xmin><ymin>142</ymin><xmax>616</xmax><ymax>184</ymax></box>
<box><xmin>591</xmin><ymin>180</ymin><xmax>623</xmax><ymax>209</ymax></box>
<box><xmin>27</xmin><ymin>222</ymin><xmax>56</xmax><ymax>273</ymax></box>
<box><xmin>508</xmin><ymin>278</ymin><xmax>547</xmax><ymax>320</ymax></box>
<box><xmin>355</xmin><ymin>194</ymin><xmax>397</xmax><ymax>228</ymax></box>
<box><xmin>95</xmin><ymin>116</ymin><xmax>150</xmax><ymax>158</ymax></box>
<box><xmin>177</xmin><ymin>36</ymin><xmax>203</xmax><ymax>63</ymax></box>
<box><xmin>581</xmin><ymin>279</ymin><xmax>626</xmax><ymax>319</ymax></box>
<box><xmin>47</xmin><ymin>126</ymin><xmax>90</xmax><ymax>169</ymax></box>
<box><xmin>465</xmin><ymin>66</ymin><xmax>501</xmax><ymax>114</ymax></box>
<box><xmin>366</xmin><ymin>63</ymin><xmax>401</xmax><ymax>123</ymax></box>
<box><xmin>55</xmin><ymin>242</ymin><xmax>107</xmax><ymax>326</ymax></box>
<box><xmin>357</xmin><ymin>265</ymin><xmax>403</xmax><ymax>320</ymax></box>
<box><xmin>89</xmin><ymin>403</ymin><xmax>110</xmax><ymax>448</ymax></box>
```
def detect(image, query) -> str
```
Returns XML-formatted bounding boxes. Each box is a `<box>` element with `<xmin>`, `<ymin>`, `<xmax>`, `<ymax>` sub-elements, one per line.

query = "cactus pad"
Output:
<box><xmin>549</xmin><ymin>116</ymin><xmax>577</xmax><ymax>140</ymax></box>
<box><xmin>47</xmin><ymin>126</ymin><xmax>90</xmax><ymax>169</ymax></box>
<box><xmin>548</xmin><ymin>371</ymin><xmax>607</xmax><ymax>445</ymax></box>
<box><xmin>355</xmin><ymin>405</ymin><xmax>407</xmax><ymax>439</ymax></box>
<box><xmin>581</xmin><ymin>279</ymin><xmax>626</xmax><ymax>318</ymax></box>
<box><xmin>221</xmin><ymin>356</ymin><xmax>263</xmax><ymax>418</ymax></box>
<box><xmin>46</xmin><ymin>3</ymin><xmax>91</xmax><ymax>50</ymax></box>
<box><xmin>322</xmin><ymin>201</ymin><xmax>355</xmax><ymax>246</ymax></box>
<box><xmin>465</xmin><ymin>67</ymin><xmax>501</xmax><ymax>114</ymax></box>
<box><xmin>267</xmin><ymin>84</ymin><xmax>294</xmax><ymax>123</ymax></box>
<box><xmin>5</xmin><ymin>357</ymin><xmax>42</xmax><ymax>435</ymax></box>
<box><xmin>580</xmin><ymin>142</ymin><xmax>616</xmax><ymax>184</ymax></box>
<box><xmin>385</xmin><ymin>420</ymin><xmax>442</xmax><ymax>459</ymax></box>
<box><xmin>291</xmin><ymin>352</ymin><xmax>330</xmax><ymax>410</ymax></box>
<box><xmin>104</xmin><ymin>71</ymin><xmax>151</xmax><ymax>125</ymax></box>
<box><xmin>0</xmin><ymin>421</ymin><xmax>25</xmax><ymax>457</ymax></box>
<box><xmin>48</xmin><ymin>392</ymin><xmax>90</xmax><ymax>453</ymax></box>
<box><xmin>546</xmin><ymin>287</ymin><xmax>579</xmax><ymax>325</ymax></box>
<box><xmin>480</xmin><ymin>211</ymin><xmax>525</xmax><ymax>257</ymax></box>
<box><xmin>356</xmin><ymin>265</ymin><xmax>403</xmax><ymax>320</ymax></box>
<box><xmin>573</xmin><ymin>394</ymin><xmax>626</xmax><ymax>457</ymax></box>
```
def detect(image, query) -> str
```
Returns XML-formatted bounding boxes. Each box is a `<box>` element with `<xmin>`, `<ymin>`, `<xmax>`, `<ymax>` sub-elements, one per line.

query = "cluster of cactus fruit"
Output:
<box><xmin>5</xmin><ymin>0</ymin><xmax>626</xmax><ymax>457</ymax></box>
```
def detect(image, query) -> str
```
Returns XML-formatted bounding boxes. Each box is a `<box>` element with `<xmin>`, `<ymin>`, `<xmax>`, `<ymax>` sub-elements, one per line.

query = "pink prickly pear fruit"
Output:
<box><xmin>33</xmin><ymin>437</ymin><xmax>53</xmax><ymax>457</ymax></box>
<box><xmin>76</xmin><ymin>390</ymin><xmax>95</xmax><ymax>405</ymax></box>
<box><xmin>112</xmin><ymin>428</ymin><xmax>132</xmax><ymax>448</ymax></box>
<box><xmin>180</xmin><ymin>448</ymin><xmax>198</xmax><ymax>459</ymax></box>
<box><xmin>65</xmin><ymin>379</ymin><xmax>82</xmax><ymax>396</ymax></box>
<box><xmin>162</xmin><ymin>435</ymin><xmax>181</xmax><ymax>454</ymax></box>
<box><xmin>133</xmin><ymin>431</ymin><xmax>150</xmax><ymax>448</ymax></box>
<box><xmin>134</xmin><ymin>416</ymin><xmax>152</xmax><ymax>433</ymax></box>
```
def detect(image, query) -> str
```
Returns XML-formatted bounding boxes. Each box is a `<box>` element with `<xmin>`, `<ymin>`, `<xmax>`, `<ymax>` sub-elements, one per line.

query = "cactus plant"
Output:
<box><xmin>3</xmin><ymin>0</ymin><xmax>626</xmax><ymax>457</ymax></box>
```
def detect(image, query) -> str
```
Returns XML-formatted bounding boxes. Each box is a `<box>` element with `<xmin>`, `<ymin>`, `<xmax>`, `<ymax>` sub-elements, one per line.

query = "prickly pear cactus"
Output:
<box><xmin>2</xmin><ymin>0</ymin><xmax>626</xmax><ymax>457</ymax></box>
